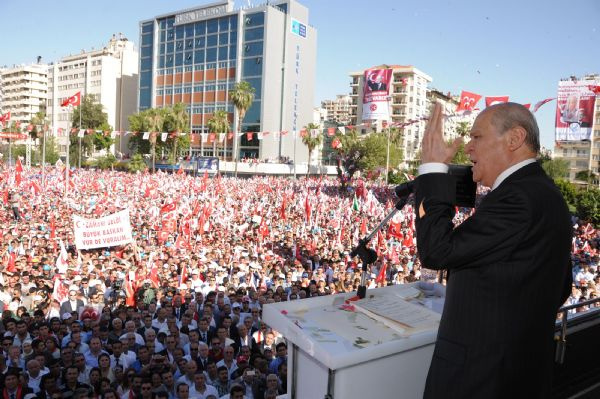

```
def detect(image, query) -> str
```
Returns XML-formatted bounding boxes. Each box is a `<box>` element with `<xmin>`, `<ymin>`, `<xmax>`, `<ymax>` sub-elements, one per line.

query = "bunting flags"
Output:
<box><xmin>533</xmin><ymin>98</ymin><xmax>555</xmax><ymax>113</ymax></box>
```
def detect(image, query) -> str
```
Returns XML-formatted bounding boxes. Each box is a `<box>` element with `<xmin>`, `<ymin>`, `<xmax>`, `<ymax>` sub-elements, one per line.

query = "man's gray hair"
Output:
<box><xmin>488</xmin><ymin>102</ymin><xmax>540</xmax><ymax>154</ymax></box>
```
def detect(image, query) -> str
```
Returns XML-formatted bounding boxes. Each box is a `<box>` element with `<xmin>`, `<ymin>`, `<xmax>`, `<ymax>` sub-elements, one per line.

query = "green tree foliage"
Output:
<box><xmin>451</xmin><ymin>142</ymin><xmax>470</xmax><ymax>165</ymax></box>
<box><xmin>11</xmin><ymin>136</ymin><xmax>60</xmax><ymax>166</ymax></box>
<box><xmin>541</xmin><ymin>158</ymin><xmax>569</xmax><ymax>180</ymax></box>
<box><xmin>95</xmin><ymin>154</ymin><xmax>118</xmax><ymax>170</ymax></box>
<box><xmin>128</xmin><ymin>104</ymin><xmax>191</xmax><ymax>166</ymax></box>
<box><xmin>358</xmin><ymin>132</ymin><xmax>403</xmax><ymax>174</ymax></box>
<box><xmin>575</xmin><ymin>170</ymin><xmax>598</xmax><ymax>185</ymax></box>
<box><xmin>575</xmin><ymin>187</ymin><xmax>600</xmax><ymax>225</ymax></box>
<box><xmin>127</xmin><ymin>154</ymin><xmax>148</xmax><ymax>173</ymax></box>
<box><xmin>554</xmin><ymin>179</ymin><xmax>577</xmax><ymax>209</ymax></box>
<box><xmin>207</xmin><ymin>110</ymin><xmax>230</xmax><ymax>160</ymax></box>
<box><xmin>302</xmin><ymin>123</ymin><xmax>323</xmax><ymax>176</ymax></box>
<box><xmin>229</xmin><ymin>81</ymin><xmax>255</xmax><ymax>165</ymax></box>
<box><xmin>69</xmin><ymin>95</ymin><xmax>112</xmax><ymax>162</ymax></box>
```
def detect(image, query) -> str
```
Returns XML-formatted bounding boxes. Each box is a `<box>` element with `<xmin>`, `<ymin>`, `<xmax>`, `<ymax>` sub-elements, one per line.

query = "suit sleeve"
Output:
<box><xmin>415</xmin><ymin>173</ymin><xmax>531</xmax><ymax>270</ymax></box>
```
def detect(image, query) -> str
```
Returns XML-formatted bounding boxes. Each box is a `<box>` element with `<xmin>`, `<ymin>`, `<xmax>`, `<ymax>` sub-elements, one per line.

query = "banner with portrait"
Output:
<box><xmin>73</xmin><ymin>210</ymin><xmax>133</xmax><ymax>249</ymax></box>
<box><xmin>362</xmin><ymin>68</ymin><xmax>393</xmax><ymax>121</ymax></box>
<box><xmin>555</xmin><ymin>81</ymin><xmax>597</xmax><ymax>141</ymax></box>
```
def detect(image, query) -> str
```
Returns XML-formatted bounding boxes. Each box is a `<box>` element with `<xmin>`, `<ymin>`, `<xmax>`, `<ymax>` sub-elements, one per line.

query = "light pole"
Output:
<box><xmin>385</xmin><ymin>95</ymin><xmax>392</xmax><ymax>185</ymax></box>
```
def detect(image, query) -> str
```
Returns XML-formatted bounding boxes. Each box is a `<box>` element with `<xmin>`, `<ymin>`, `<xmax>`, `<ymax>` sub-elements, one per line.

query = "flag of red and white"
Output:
<box><xmin>61</xmin><ymin>92</ymin><xmax>81</xmax><ymax>107</ymax></box>
<box><xmin>522</xmin><ymin>103</ymin><xmax>531</xmax><ymax>110</ymax></box>
<box><xmin>55</xmin><ymin>239</ymin><xmax>69</xmax><ymax>273</ymax></box>
<box><xmin>588</xmin><ymin>85</ymin><xmax>600</xmax><ymax>95</ymax></box>
<box><xmin>456</xmin><ymin>91</ymin><xmax>482</xmax><ymax>112</ymax></box>
<box><xmin>485</xmin><ymin>96</ymin><xmax>509</xmax><ymax>107</ymax></box>
<box><xmin>0</xmin><ymin>112</ymin><xmax>10</xmax><ymax>123</ymax></box>
<box><xmin>375</xmin><ymin>261</ymin><xmax>387</xmax><ymax>285</ymax></box>
<box><xmin>51</xmin><ymin>276</ymin><xmax>69</xmax><ymax>303</ymax></box>
<box><xmin>327</xmin><ymin>127</ymin><xmax>336</xmax><ymax>137</ymax></box>
<box><xmin>533</xmin><ymin>98</ymin><xmax>555</xmax><ymax>113</ymax></box>
<box><xmin>15</xmin><ymin>158</ymin><xmax>23</xmax><ymax>173</ymax></box>
<box><xmin>331</xmin><ymin>138</ymin><xmax>341</xmax><ymax>149</ymax></box>
<box><xmin>304</xmin><ymin>196</ymin><xmax>311</xmax><ymax>224</ymax></box>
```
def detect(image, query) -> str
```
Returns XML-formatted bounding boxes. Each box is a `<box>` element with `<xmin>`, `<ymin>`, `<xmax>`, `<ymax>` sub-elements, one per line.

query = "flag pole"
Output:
<box><xmin>41</xmin><ymin>124</ymin><xmax>46</xmax><ymax>191</ymax></box>
<box><xmin>78</xmin><ymin>103</ymin><xmax>82</xmax><ymax>168</ymax></box>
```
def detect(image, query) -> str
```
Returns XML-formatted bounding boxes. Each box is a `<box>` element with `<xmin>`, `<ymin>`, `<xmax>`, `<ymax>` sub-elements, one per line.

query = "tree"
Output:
<box><xmin>206</xmin><ymin>110</ymin><xmax>230</xmax><ymax>161</ymax></box>
<box><xmin>229</xmin><ymin>81</ymin><xmax>255</xmax><ymax>175</ymax></box>
<box><xmin>144</xmin><ymin>108</ymin><xmax>164</xmax><ymax>172</ymax></box>
<box><xmin>162</xmin><ymin>103</ymin><xmax>190</xmax><ymax>164</ymax></box>
<box><xmin>455</xmin><ymin>121</ymin><xmax>471</xmax><ymax>137</ymax></box>
<box><xmin>575</xmin><ymin>170</ymin><xmax>598</xmax><ymax>186</ymax></box>
<box><xmin>332</xmin><ymin>129</ymin><xmax>362</xmax><ymax>189</ymax></box>
<box><xmin>554</xmin><ymin>179</ymin><xmax>577</xmax><ymax>210</ymax></box>
<box><xmin>540</xmin><ymin>158</ymin><xmax>569</xmax><ymax>181</ymax></box>
<box><xmin>358</xmin><ymin>132</ymin><xmax>403</xmax><ymax>176</ymax></box>
<box><xmin>575</xmin><ymin>187</ymin><xmax>600</xmax><ymax>225</ymax></box>
<box><xmin>95</xmin><ymin>154</ymin><xmax>118</xmax><ymax>170</ymax></box>
<box><xmin>70</xmin><ymin>94</ymin><xmax>112</xmax><ymax>165</ymax></box>
<box><xmin>127</xmin><ymin>154</ymin><xmax>148</xmax><ymax>173</ymax></box>
<box><xmin>127</xmin><ymin>111</ymin><xmax>153</xmax><ymax>155</ymax></box>
<box><xmin>302</xmin><ymin>123</ymin><xmax>323</xmax><ymax>176</ymax></box>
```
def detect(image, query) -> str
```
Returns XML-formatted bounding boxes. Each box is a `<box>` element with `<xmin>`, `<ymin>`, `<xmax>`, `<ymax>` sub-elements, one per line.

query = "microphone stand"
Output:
<box><xmin>351</xmin><ymin>193</ymin><xmax>412</xmax><ymax>299</ymax></box>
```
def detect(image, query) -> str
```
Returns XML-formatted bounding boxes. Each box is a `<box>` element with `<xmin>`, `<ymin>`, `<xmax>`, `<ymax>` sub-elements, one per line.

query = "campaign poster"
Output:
<box><xmin>555</xmin><ymin>81</ymin><xmax>597</xmax><ymax>141</ymax></box>
<box><xmin>362</xmin><ymin>68</ymin><xmax>393</xmax><ymax>121</ymax></box>
<box><xmin>74</xmin><ymin>210</ymin><xmax>133</xmax><ymax>249</ymax></box>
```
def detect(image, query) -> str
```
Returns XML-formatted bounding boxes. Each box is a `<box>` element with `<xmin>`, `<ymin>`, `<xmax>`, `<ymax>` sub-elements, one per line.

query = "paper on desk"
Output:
<box><xmin>353</xmin><ymin>291</ymin><xmax>440</xmax><ymax>336</ymax></box>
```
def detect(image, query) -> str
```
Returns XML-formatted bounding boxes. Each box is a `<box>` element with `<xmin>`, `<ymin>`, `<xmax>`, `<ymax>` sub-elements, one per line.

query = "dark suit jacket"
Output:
<box><xmin>59</xmin><ymin>299</ymin><xmax>84</xmax><ymax>316</ymax></box>
<box><xmin>415</xmin><ymin>162</ymin><xmax>572</xmax><ymax>399</ymax></box>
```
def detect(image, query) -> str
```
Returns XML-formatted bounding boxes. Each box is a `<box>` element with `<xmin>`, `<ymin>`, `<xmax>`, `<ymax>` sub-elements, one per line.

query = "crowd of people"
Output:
<box><xmin>0</xmin><ymin>164</ymin><xmax>596</xmax><ymax>399</ymax></box>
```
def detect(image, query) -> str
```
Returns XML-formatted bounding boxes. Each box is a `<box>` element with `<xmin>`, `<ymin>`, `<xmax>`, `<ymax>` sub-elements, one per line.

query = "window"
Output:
<box><xmin>244</xmin><ymin>12</ymin><xmax>264</xmax><ymax>27</ymax></box>
<box><xmin>244</xmin><ymin>42</ymin><xmax>263</xmax><ymax>57</ymax></box>
<box><xmin>242</xmin><ymin>57</ymin><xmax>262</xmax><ymax>77</ymax></box>
<box><xmin>206</xmin><ymin>48</ymin><xmax>217</xmax><ymax>62</ymax></box>
<box><xmin>207</xmin><ymin>34</ymin><xmax>218</xmax><ymax>47</ymax></box>
<box><xmin>207</xmin><ymin>19</ymin><xmax>218</xmax><ymax>34</ymax></box>
<box><xmin>244</xmin><ymin>27</ymin><xmax>263</xmax><ymax>42</ymax></box>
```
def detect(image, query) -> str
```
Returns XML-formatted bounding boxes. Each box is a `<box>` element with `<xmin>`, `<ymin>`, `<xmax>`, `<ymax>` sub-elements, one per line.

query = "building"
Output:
<box><xmin>139</xmin><ymin>0</ymin><xmax>317</xmax><ymax>163</ymax></box>
<box><xmin>0</xmin><ymin>63</ymin><xmax>48</xmax><ymax>126</ymax></box>
<box><xmin>321</xmin><ymin>94</ymin><xmax>351</xmax><ymax>125</ymax></box>
<box><xmin>349</xmin><ymin>64</ymin><xmax>432</xmax><ymax>162</ymax></box>
<box><xmin>553</xmin><ymin>74</ymin><xmax>600</xmax><ymax>185</ymax></box>
<box><xmin>47</xmin><ymin>34</ymin><xmax>139</xmax><ymax>155</ymax></box>
<box><xmin>312</xmin><ymin>106</ymin><xmax>327</xmax><ymax>126</ymax></box>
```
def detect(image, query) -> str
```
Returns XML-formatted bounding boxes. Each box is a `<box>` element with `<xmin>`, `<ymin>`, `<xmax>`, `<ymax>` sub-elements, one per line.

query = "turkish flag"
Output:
<box><xmin>258</xmin><ymin>218</ymin><xmax>269</xmax><ymax>238</ymax></box>
<box><xmin>327</xmin><ymin>127</ymin><xmax>336</xmax><ymax>137</ymax></box>
<box><xmin>61</xmin><ymin>92</ymin><xmax>81</xmax><ymax>107</ymax></box>
<box><xmin>15</xmin><ymin>158</ymin><xmax>23</xmax><ymax>173</ymax></box>
<box><xmin>331</xmin><ymin>138</ymin><xmax>341</xmax><ymax>149</ymax></box>
<box><xmin>456</xmin><ymin>91</ymin><xmax>482</xmax><ymax>112</ymax></box>
<box><xmin>157</xmin><ymin>230</ymin><xmax>170</xmax><ymax>244</ymax></box>
<box><xmin>485</xmin><ymin>96</ymin><xmax>509</xmax><ymax>107</ymax></box>
<box><xmin>300</xmin><ymin>129</ymin><xmax>307</xmax><ymax>138</ymax></box>
<box><xmin>522</xmin><ymin>104</ymin><xmax>531</xmax><ymax>110</ymax></box>
<box><xmin>588</xmin><ymin>85</ymin><xmax>600</xmax><ymax>95</ymax></box>
<box><xmin>209</xmin><ymin>133</ymin><xmax>216</xmax><ymax>142</ymax></box>
<box><xmin>0</xmin><ymin>112</ymin><xmax>10</xmax><ymax>123</ymax></box>
<box><xmin>161</xmin><ymin>202</ymin><xmax>176</xmax><ymax>214</ymax></box>
<box><xmin>280</xmin><ymin>197</ymin><xmax>286</xmax><ymax>220</ymax></box>
<box><xmin>246</xmin><ymin>132</ymin><xmax>253</xmax><ymax>141</ymax></box>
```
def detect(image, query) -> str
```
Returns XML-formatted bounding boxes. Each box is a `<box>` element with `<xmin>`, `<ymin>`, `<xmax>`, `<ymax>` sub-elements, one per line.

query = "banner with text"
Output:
<box><xmin>555</xmin><ymin>80</ymin><xmax>597</xmax><ymax>141</ymax></box>
<box><xmin>74</xmin><ymin>210</ymin><xmax>133</xmax><ymax>249</ymax></box>
<box><xmin>362</xmin><ymin>68</ymin><xmax>393</xmax><ymax>121</ymax></box>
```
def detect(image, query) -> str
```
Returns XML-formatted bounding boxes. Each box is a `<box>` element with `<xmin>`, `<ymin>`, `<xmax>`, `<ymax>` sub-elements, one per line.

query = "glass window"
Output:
<box><xmin>219</xmin><ymin>33</ymin><xmax>229</xmax><ymax>45</ymax></box>
<box><xmin>229</xmin><ymin>45</ymin><xmax>237</xmax><ymax>59</ymax></box>
<box><xmin>185</xmin><ymin>52</ymin><xmax>193</xmax><ymax>65</ymax></box>
<box><xmin>230</xmin><ymin>15</ymin><xmax>238</xmax><ymax>31</ymax></box>
<box><xmin>245</xmin><ymin>12</ymin><xmax>264</xmax><ymax>27</ymax></box>
<box><xmin>219</xmin><ymin>17</ymin><xmax>229</xmax><ymax>32</ymax></box>
<box><xmin>159</xmin><ymin>19</ymin><xmax>167</xmax><ymax>29</ymax></box>
<box><xmin>142</xmin><ymin>23</ymin><xmax>153</xmax><ymax>33</ymax></box>
<box><xmin>167</xmin><ymin>42</ymin><xmax>174</xmax><ymax>53</ymax></box>
<box><xmin>242</xmin><ymin>100</ymin><xmax>261</xmax><ymax>124</ymax></box>
<box><xmin>175</xmin><ymin>25</ymin><xmax>184</xmax><ymax>39</ymax></box>
<box><xmin>167</xmin><ymin>30</ymin><xmax>174</xmax><ymax>40</ymax></box>
<box><xmin>207</xmin><ymin>19</ymin><xmax>218</xmax><ymax>34</ymax></box>
<box><xmin>141</xmin><ymin>33</ymin><xmax>153</xmax><ymax>46</ymax></box>
<box><xmin>206</xmin><ymin>47</ymin><xmax>217</xmax><ymax>62</ymax></box>
<box><xmin>140</xmin><ymin>72</ymin><xmax>151</xmax><ymax>87</ymax></box>
<box><xmin>243</xmin><ymin>42</ymin><xmax>263</xmax><ymax>57</ymax></box>
<box><xmin>159</xmin><ymin>56</ymin><xmax>165</xmax><ymax>68</ymax></box>
<box><xmin>139</xmin><ymin>88</ymin><xmax>151</xmax><ymax>109</ymax></box>
<box><xmin>185</xmin><ymin>24</ymin><xmax>194</xmax><ymax>37</ymax></box>
<box><xmin>159</xmin><ymin>44</ymin><xmax>166</xmax><ymax>55</ymax></box>
<box><xmin>244</xmin><ymin>27</ymin><xmax>263</xmax><ymax>42</ymax></box>
<box><xmin>196</xmin><ymin>37</ymin><xmax>205</xmax><ymax>47</ymax></box>
<box><xmin>140</xmin><ymin>58</ymin><xmax>152</xmax><ymax>71</ymax></box>
<box><xmin>160</xmin><ymin>30</ymin><xmax>166</xmax><ymax>42</ymax></box>
<box><xmin>245</xmin><ymin>77</ymin><xmax>262</xmax><ymax>99</ymax></box>
<box><xmin>195</xmin><ymin>21</ymin><xmax>205</xmax><ymax>35</ymax></box>
<box><xmin>218</xmin><ymin>46</ymin><xmax>228</xmax><ymax>61</ymax></box>
<box><xmin>230</xmin><ymin>31</ymin><xmax>237</xmax><ymax>43</ymax></box>
<box><xmin>167</xmin><ymin>17</ymin><xmax>174</xmax><ymax>27</ymax></box>
<box><xmin>242</xmin><ymin>57</ymin><xmax>262</xmax><ymax>77</ymax></box>
<box><xmin>186</xmin><ymin>39</ymin><xmax>194</xmax><ymax>49</ymax></box>
<box><xmin>176</xmin><ymin>40</ymin><xmax>184</xmax><ymax>50</ymax></box>
<box><xmin>194</xmin><ymin>49</ymin><xmax>205</xmax><ymax>62</ymax></box>
<box><xmin>166</xmin><ymin>55</ymin><xmax>173</xmax><ymax>67</ymax></box>
<box><xmin>175</xmin><ymin>53</ymin><xmax>183</xmax><ymax>66</ymax></box>
<box><xmin>141</xmin><ymin>46</ymin><xmax>152</xmax><ymax>57</ymax></box>
<box><xmin>207</xmin><ymin>34</ymin><xmax>218</xmax><ymax>47</ymax></box>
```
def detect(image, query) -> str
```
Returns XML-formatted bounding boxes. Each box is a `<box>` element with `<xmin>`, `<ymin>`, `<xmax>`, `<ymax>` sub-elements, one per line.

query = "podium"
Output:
<box><xmin>262</xmin><ymin>283</ymin><xmax>445</xmax><ymax>399</ymax></box>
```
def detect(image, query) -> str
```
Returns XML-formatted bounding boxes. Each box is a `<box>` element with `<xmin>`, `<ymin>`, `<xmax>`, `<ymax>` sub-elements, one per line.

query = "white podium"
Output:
<box><xmin>263</xmin><ymin>283</ymin><xmax>445</xmax><ymax>399</ymax></box>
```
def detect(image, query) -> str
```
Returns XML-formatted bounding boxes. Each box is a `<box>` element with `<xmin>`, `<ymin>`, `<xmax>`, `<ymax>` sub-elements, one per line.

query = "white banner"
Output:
<box><xmin>73</xmin><ymin>210</ymin><xmax>133</xmax><ymax>249</ymax></box>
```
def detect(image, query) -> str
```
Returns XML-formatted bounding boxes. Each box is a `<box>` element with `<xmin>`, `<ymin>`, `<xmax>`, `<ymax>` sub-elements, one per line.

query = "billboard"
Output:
<box><xmin>197</xmin><ymin>156</ymin><xmax>219</xmax><ymax>174</ymax></box>
<box><xmin>362</xmin><ymin>68</ymin><xmax>393</xmax><ymax>121</ymax></box>
<box><xmin>73</xmin><ymin>210</ymin><xmax>133</xmax><ymax>250</ymax></box>
<box><xmin>555</xmin><ymin>80</ymin><xmax>597</xmax><ymax>141</ymax></box>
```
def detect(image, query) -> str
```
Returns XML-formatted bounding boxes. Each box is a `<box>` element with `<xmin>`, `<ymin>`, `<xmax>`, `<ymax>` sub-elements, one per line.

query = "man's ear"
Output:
<box><xmin>507</xmin><ymin>126</ymin><xmax>527</xmax><ymax>151</ymax></box>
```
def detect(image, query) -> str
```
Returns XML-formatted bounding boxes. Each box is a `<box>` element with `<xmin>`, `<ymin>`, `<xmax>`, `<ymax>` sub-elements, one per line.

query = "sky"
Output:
<box><xmin>1</xmin><ymin>0</ymin><xmax>598</xmax><ymax>149</ymax></box>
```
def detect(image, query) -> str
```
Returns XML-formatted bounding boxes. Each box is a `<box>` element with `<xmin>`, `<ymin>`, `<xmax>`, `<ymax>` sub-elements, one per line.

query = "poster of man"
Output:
<box><xmin>362</xmin><ymin>68</ymin><xmax>393</xmax><ymax>121</ymax></box>
<box><xmin>555</xmin><ymin>80</ymin><xmax>597</xmax><ymax>141</ymax></box>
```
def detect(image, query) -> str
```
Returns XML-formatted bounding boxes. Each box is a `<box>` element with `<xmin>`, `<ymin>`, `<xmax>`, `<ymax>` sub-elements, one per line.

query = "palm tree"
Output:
<box><xmin>229</xmin><ymin>81</ymin><xmax>255</xmax><ymax>176</ymax></box>
<box><xmin>206</xmin><ymin>110</ymin><xmax>230</xmax><ymax>161</ymax></box>
<box><xmin>145</xmin><ymin>109</ymin><xmax>163</xmax><ymax>172</ymax></box>
<box><xmin>302</xmin><ymin>122</ymin><xmax>323</xmax><ymax>176</ymax></box>
<box><xmin>166</xmin><ymin>103</ymin><xmax>189</xmax><ymax>164</ymax></box>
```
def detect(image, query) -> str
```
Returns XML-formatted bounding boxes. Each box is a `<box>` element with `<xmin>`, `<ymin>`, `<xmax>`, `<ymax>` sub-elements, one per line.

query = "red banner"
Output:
<box><xmin>0</xmin><ymin>132</ymin><xmax>28</xmax><ymax>140</ymax></box>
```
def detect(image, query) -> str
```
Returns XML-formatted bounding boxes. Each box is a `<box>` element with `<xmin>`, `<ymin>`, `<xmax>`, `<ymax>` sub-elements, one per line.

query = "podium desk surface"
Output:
<box><xmin>262</xmin><ymin>283</ymin><xmax>445</xmax><ymax>370</ymax></box>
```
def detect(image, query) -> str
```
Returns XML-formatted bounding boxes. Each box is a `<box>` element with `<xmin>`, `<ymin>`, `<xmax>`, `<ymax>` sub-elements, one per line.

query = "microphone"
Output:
<box><xmin>394</xmin><ymin>181</ymin><xmax>414</xmax><ymax>198</ymax></box>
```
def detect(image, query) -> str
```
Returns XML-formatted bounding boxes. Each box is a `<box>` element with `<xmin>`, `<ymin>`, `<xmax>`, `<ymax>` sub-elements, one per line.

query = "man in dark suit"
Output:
<box><xmin>415</xmin><ymin>102</ymin><xmax>572</xmax><ymax>398</ymax></box>
<box><xmin>79</xmin><ymin>278</ymin><xmax>96</xmax><ymax>299</ymax></box>
<box><xmin>59</xmin><ymin>289</ymin><xmax>84</xmax><ymax>317</ymax></box>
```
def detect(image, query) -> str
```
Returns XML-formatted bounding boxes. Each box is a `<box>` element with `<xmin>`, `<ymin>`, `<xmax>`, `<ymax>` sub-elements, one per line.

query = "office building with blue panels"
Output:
<box><xmin>138</xmin><ymin>0</ymin><xmax>316</xmax><ymax>162</ymax></box>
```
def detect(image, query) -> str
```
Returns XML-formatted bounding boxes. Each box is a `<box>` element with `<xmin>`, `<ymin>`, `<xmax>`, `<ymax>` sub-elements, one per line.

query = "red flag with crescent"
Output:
<box><xmin>61</xmin><ymin>92</ymin><xmax>81</xmax><ymax>107</ymax></box>
<box><xmin>485</xmin><ymin>96</ymin><xmax>509</xmax><ymax>107</ymax></box>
